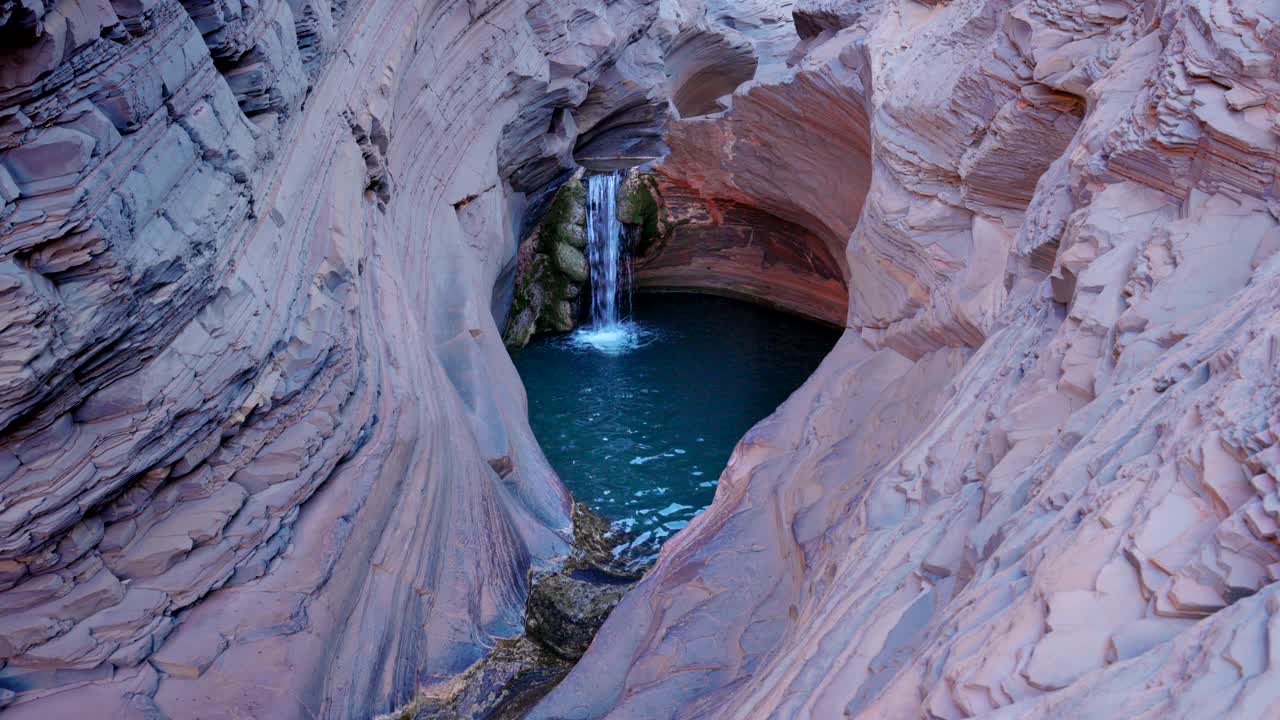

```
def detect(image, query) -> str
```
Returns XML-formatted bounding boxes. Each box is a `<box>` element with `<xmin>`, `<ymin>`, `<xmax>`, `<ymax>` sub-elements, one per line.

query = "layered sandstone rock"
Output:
<box><xmin>623</xmin><ymin>170</ymin><xmax>849</xmax><ymax>326</ymax></box>
<box><xmin>0</xmin><ymin>0</ymin><xmax>756</xmax><ymax>717</ymax></box>
<box><xmin>3</xmin><ymin>0</ymin><xmax>1278</xmax><ymax>718</ymax></box>
<box><xmin>619</xmin><ymin>21</ymin><xmax>874</xmax><ymax>329</ymax></box>
<box><xmin>534</xmin><ymin>0</ymin><xmax>1280</xmax><ymax>718</ymax></box>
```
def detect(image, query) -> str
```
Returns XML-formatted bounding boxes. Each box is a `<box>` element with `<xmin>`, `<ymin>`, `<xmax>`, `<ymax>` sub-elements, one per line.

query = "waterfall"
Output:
<box><xmin>585</xmin><ymin>171</ymin><xmax>629</xmax><ymax>330</ymax></box>
<box><xmin>573</xmin><ymin>171</ymin><xmax>645</xmax><ymax>354</ymax></box>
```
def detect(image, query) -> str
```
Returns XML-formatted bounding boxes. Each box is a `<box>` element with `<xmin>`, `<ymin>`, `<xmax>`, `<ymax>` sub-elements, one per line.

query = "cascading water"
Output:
<box><xmin>586</xmin><ymin>171</ymin><xmax>626</xmax><ymax>328</ymax></box>
<box><xmin>574</xmin><ymin>172</ymin><xmax>642</xmax><ymax>353</ymax></box>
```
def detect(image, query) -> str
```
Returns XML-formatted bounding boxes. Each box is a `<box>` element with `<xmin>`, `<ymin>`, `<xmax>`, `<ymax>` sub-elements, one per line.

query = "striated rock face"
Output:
<box><xmin>624</xmin><ymin>170</ymin><xmax>849</xmax><ymax>326</ymax></box>
<box><xmin>621</xmin><ymin>16</ymin><xmax>873</xmax><ymax>329</ymax></box>
<box><xmin>3</xmin><ymin>0</ymin><xmax>1277</xmax><ymax>719</ymax></box>
<box><xmin>534</xmin><ymin>0</ymin><xmax>1280</xmax><ymax>718</ymax></box>
<box><xmin>0</xmin><ymin>0</ymin><xmax>757</xmax><ymax>717</ymax></box>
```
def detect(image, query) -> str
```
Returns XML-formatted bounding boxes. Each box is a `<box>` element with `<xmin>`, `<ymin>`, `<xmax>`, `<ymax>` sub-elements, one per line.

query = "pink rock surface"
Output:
<box><xmin>1</xmin><ymin>0</ymin><xmax>1277</xmax><ymax>718</ymax></box>
<box><xmin>631</xmin><ymin>175</ymin><xmax>849</xmax><ymax>326</ymax></box>
<box><xmin>0</xmin><ymin>0</ymin><xmax>739</xmax><ymax>717</ymax></box>
<box><xmin>533</xmin><ymin>0</ymin><xmax>1280</xmax><ymax>718</ymax></box>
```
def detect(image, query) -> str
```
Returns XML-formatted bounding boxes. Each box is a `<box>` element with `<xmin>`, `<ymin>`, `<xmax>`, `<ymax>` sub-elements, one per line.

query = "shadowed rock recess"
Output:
<box><xmin>0</xmin><ymin>0</ymin><xmax>1276</xmax><ymax>719</ymax></box>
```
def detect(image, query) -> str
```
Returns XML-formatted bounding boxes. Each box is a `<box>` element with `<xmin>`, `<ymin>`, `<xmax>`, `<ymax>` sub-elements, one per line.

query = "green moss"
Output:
<box><xmin>548</xmin><ymin>263</ymin><xmax>574</xmax><ymax>299</ymax></box>
<box><xmin>508</xmin><ymin>170</ymin><xmax>656</xmax><ymax>350</ymax></box>
<box><xmin>504</xmin><ymin>253</ymin><xmax>552</xmax><ymax>349</ymax></box>
<box><xmin>502</xmin><ymin>174</ymin><xmax>598</xmax><ymax>349</ymax></box>
<box><xmin>545</xmin><ymin>300</ymin><xmax>575</xmax><ymax>333</ymax></box>
<box><xmin>539</xmin><ymin>177</ymin><xmax>587</xmax><ymax>255</ymax></box>
<box><xmin>552</xmin><ymin>243</ymin><xmax>588</xmax><ymax>283</ymax></box>
<box><xmin>617</xmin><ymin>173</ymin><xmax>664</xmax><ymax>256</ymax></box>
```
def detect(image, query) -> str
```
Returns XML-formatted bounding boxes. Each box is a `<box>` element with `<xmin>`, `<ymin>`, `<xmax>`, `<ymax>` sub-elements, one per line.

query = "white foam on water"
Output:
<box><xmin>568</xmin><ymin>321</ymin><xmax>655</xmax><ymax>355</ymax></box>
<box><xmin>658</xmin><ymin>503</ymin><xmax>693</xmax><ymax>517</ymax></box>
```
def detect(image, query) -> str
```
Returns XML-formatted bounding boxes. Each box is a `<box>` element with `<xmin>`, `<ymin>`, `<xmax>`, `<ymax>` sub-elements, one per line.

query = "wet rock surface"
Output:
<box><xmin>404</xmin><ymin>638</ymin><xmax>571</xmax><ymax>720</ymax></box>
<box><xmin>525</xmin><ymin>569</ymin><xmax>635</xmax><ymax>660</ymax></box>
<box><xmin>525</xmin><ymin>510</ymin><xmax>641</xmax><ymax>661</ymax></box>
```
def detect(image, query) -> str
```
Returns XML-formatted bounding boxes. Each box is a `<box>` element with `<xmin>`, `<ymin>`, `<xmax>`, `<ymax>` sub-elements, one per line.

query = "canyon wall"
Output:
<box><xmin>628</xmin><ymin>174</ymin><xmax>849</xmax><ymax>327</ymax></box>
<box><xmin>0</xmin><ymin>0</ymin><xmax>760</xmax><ymax>716</ymax></box>
<box><xmin>535</xmin><ymin>0</ymin><xmax>1280</xmax><ymax>718</ymax></box>
<box><xmin>2</xmin><ymin>0</ymin><xmax>1277</xmax><ymax>718</ymax></box>
<box><xmin>625</xmin><ymin>1</ymin><xmax>871</xmax><ymax>327</ymax></box>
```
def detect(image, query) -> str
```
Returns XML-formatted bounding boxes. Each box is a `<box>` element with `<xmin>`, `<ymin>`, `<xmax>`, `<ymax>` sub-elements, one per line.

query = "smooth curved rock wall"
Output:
<box><xmin>629</xmin><ymin>174</ymin><xmax>849</xmax><ymax>326</ymax></box>
<box><xmin>4</xmin><ymin>0</ymin><xmax>1277</xmax><ymax>717</ymax></box>
<box><xmin>534</xmin><ymin>0</ymin><xmax>1280</xmax><ymax>717</ymax></box>
<box><xmin>619</xmin><ymin>31</ymin><xmax>873</xmax><ymax>328</ymax></box>
<box><xmin>0</xmin><ymin>0</ymin><xmax>727</xmax><ymax>717</ymax></box>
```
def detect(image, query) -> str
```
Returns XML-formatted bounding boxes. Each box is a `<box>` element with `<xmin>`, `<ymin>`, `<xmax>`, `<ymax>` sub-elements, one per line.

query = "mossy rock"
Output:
<box><xmin>503</xmin><ymin>175</ymin><xmax>591</xmax><ymax>349</ymax></box>
<box><xmin>617</xmin><ymin>171</ymin><xmax>664</xmax><ymax>256</ymax></box>
<box><xmin>525</xmin><ymin>570</ymin><xmax>632</xmax><ymax>660</ymax></box>
<box><xmin>544</xmin><ymin>300</ymin><xmax>575</xmax><ymax>333</ymax></box>
<box><xmin>403</xmin><ymin>637</ymin><xmax>571</xmax><ymax>720</ymax></box>
<box><xmin>505</xmin><ymin>310</ymin><xmax>536</xmax><ymax>349</ymax></box>
<box><xmin>539</xmin><ymin>176</ymin><xmax>588</xmax><ymax>254</ymax></box>
<box><xmin>561</xmin><ymin>221</ymin><xmax>587</xmax><ymax>249</ymax></box>
<box><xmin>552</xmin><ymin>242</ymin><xmax>588</xmax><ymax>283</ymax></box>
<box><xmin>524</xmin><ymin>505</ymin><xmax>646</xmax><ymax>661</ymax></box>
<box><xmin>566</xmin><ymin>187</ymin><xmax>587</xmax><ymax>226</ymax></box>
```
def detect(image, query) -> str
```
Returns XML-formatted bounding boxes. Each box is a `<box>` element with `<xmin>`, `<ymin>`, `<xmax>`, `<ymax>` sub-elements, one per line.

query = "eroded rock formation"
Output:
<box><xmin>624</xmin><ymin>170</ymin><xmax>849</xmax><ymax>326</ymax></box>
<box><xmin>2</xmin><ymin>0</ymin><xmax>1278</xmax><ymax>718</ymax></box>
<box><xmin>533</xmin><ymin>0</ymin><xmax>1280</xmax><ymax>718</ymax></box>
<box><xmin>0</xmin><ymin>0</ymin><xmax>760</xmax><ymax>717</ymax></box>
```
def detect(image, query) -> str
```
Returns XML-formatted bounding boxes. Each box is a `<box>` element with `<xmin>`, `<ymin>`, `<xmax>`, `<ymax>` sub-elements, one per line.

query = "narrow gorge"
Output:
<box><xmin>0</xmin><ymin>0</ymin><xmax>1277</xmax><ymax>719</ymax></box>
